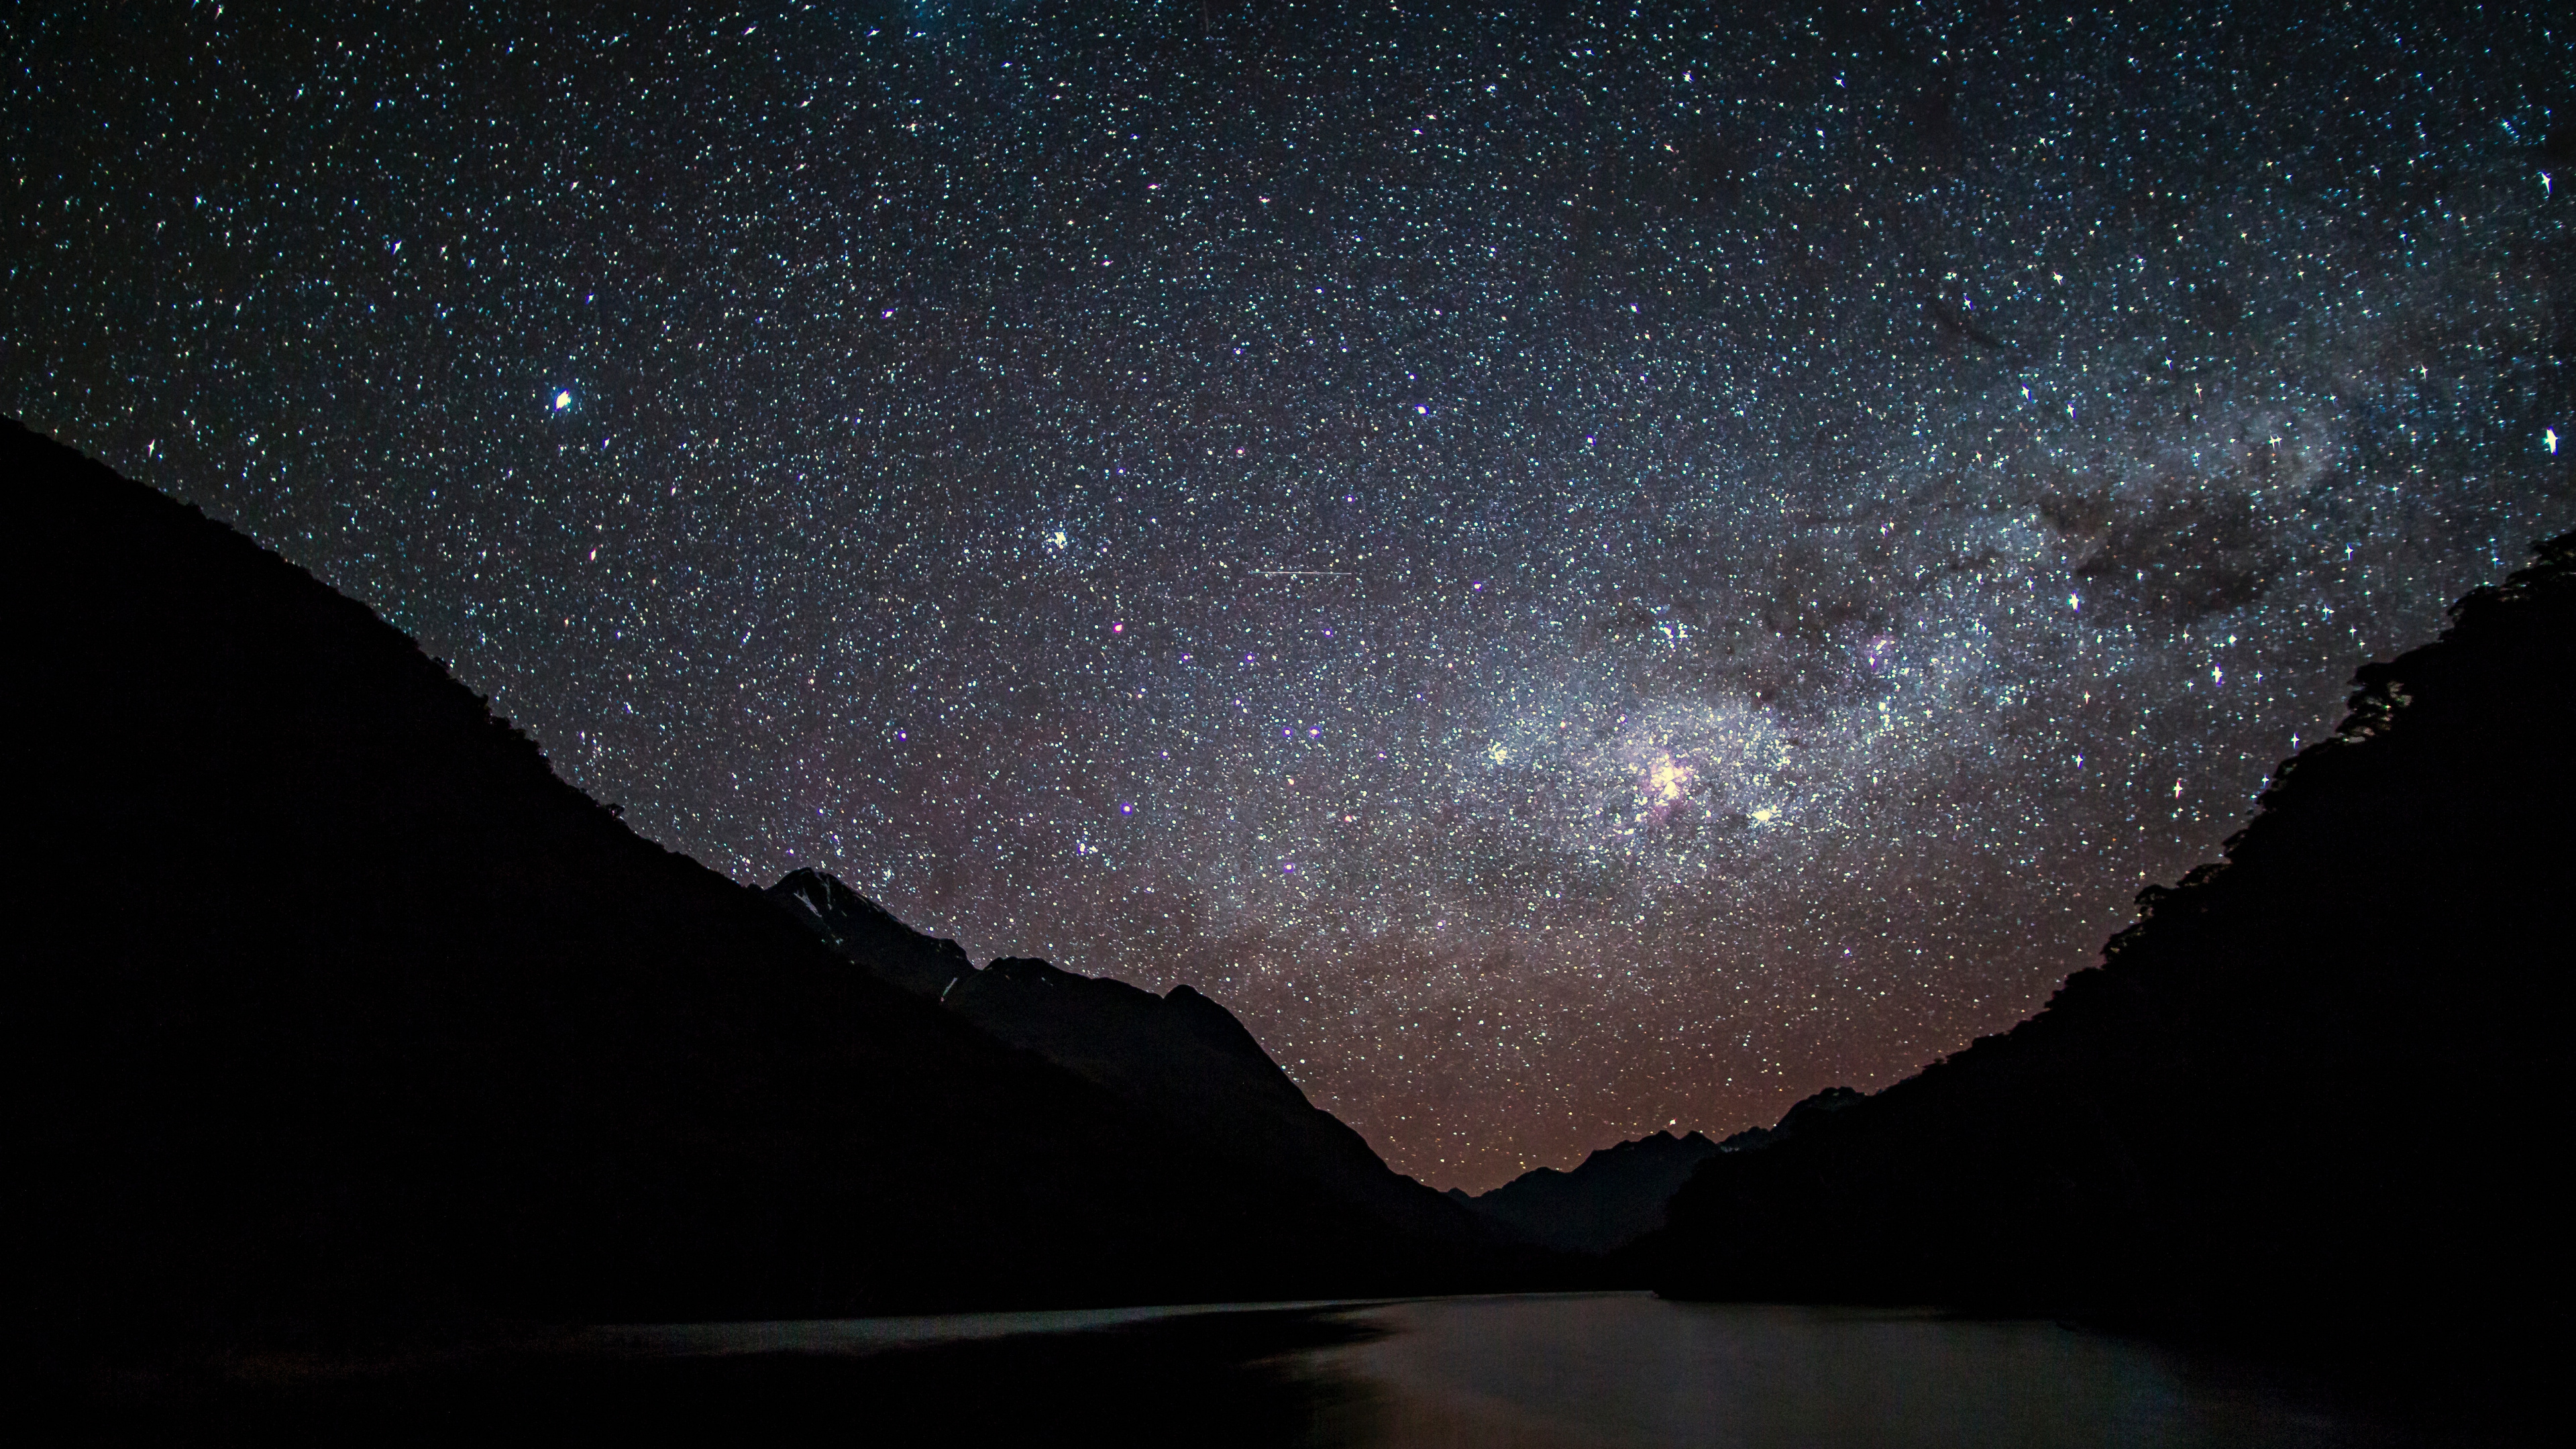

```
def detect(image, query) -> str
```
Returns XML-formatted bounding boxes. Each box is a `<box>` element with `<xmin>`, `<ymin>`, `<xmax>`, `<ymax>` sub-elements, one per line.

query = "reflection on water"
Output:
<box><xmin>95</xmin><ymin>1291</ymin><xmax>2451</xmax><ymax>1446</ymax></box>
<box><xmin>586</xmin><ymin>1294</ymin><xmax>1387</xmax><ymax>1358</ymax></box>
<box><xmin>1290</xmin><ymin>1293</ymin><xmax>2422</xmax><ymax>1448</ymax></box>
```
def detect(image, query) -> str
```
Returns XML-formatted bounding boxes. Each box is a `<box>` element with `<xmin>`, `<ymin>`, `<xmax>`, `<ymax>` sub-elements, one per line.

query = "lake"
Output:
<box><xmin>1289</xmin><ymin>1293</ymin><xmax>2430</xmax><ymax>1448</ymax></box>
<box><xmin>101</xmin><ymin>1291</ymin><xmax>2467</xmax><ymax>1445</ymax></box>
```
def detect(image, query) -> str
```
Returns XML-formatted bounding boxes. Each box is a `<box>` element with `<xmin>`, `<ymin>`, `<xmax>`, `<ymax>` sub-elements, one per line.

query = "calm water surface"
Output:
<box><xmin>1285</xmin><ymin>1293</ymin><xmax>2422</xmax><ymax>1448</ymax></box>
<box><xmin>129</xmin><ymin>1290</ymin><xmax>2455</xmax><ymax>1445</ymax></box>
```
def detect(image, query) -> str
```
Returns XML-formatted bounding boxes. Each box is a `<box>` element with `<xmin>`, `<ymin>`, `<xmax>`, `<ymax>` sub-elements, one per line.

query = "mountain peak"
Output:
<box><xmin>764</xmin><ymin>869</ymin><xmax>971</xmax><ymax>996</ymax></box>
<box><xmin>1164</xmin><ymin>983</ymin><xmax>1286</xmax><ymax>1071</ymax></box>
<box><xmin>770</xmin><ymin>874</ymin><xmax>1484</xmax><ymax>1245</ymax></box>
<box><xmin>12</xmin><ymin>417</ymin><xmax>1512</xmax><ymax>1338</ymax></box>
<box><xmin>1576</xmin><ymin>1129</ymin><xmax>1719</xmax><ymax>1171</ymax></box>
<box><xmin>1460</xmin><ymin>1128</ymin><xmax>1730</xmax><ymax>1255</ymax></box>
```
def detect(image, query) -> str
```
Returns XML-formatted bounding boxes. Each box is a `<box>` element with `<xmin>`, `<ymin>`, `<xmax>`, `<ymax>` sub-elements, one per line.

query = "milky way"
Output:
<box><xmin>9</xmin><ymin>2</ymin><xmax>2569</xmax><ymax>1188</ymax></box>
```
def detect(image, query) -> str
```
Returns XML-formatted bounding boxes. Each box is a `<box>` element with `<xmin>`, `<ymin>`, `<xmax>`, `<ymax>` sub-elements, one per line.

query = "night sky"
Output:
<box><xmin>9</xmin><ymin>2</ymin><xmax>2569</xmax><ymax>1189</ymax></box>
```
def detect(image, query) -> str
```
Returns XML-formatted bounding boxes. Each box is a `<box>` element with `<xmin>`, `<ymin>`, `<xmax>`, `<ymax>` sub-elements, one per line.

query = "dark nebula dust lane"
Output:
<box><xmin>8</xmin><ymin>1</ymin><xmax>2569</xmax><ymax>1189</ymax></box>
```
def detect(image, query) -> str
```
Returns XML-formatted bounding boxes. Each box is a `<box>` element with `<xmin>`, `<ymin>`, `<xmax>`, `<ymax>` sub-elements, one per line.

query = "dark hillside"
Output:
<box><xmin>770</xmin><ymin>869</ymin><xmax>1481</xmax><ymax>1243</ymax></box>
<box><xmin>7</xmin><ymin>418</ymin><xmax>1486</xmax><ymax>1357</ymax></box>
<box><xmin>1452</xmin><ymin>1130</ymin><xmax>1725</xmax><ymax>1255</ymax></box>
<box><xmin>1639</xmin><ymin>534</ymin><xmax>2576</xmax><ymax>1354</ymax></box>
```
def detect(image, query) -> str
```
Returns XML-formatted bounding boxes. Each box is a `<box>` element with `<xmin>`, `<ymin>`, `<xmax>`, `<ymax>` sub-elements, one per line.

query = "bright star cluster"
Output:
<box><xmin>7</xmin><ymin>2</ymin><xmax>2569</xmax><ymax>1189</ymax></box>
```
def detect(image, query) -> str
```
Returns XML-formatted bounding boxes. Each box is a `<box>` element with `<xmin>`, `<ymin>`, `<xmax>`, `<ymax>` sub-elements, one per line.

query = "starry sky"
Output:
<box><xmin>8</xmin><ymin>1</ymin><xmax>2569</xmax><ymax>1189</ymax></box>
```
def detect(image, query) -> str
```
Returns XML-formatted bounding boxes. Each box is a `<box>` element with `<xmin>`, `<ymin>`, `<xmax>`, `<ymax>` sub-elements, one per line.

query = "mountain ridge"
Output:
<box><xmin>7</xmin><ymin>417</ymin><xmax>1517</xmax><ymax>1362</ymax></box>
<box><xmin>1448</xmin><ymin>1129</ymin><xmax>1724</xmax><ymax>1255</ymax></box>
<box><xmin>1450</xmin><ymin>1083</ymin><xmax>1876</xmax><ymax>1254</ymax></box>
<box><xmin>1630</xmin><ymin>531</ymin><xmax>2576</xmax><ymax>1356</ymax></box>
<box><xmin>765</xmin><ymin>868</ymin><xmax>1481</xmax><ymax>1242</ymax></box>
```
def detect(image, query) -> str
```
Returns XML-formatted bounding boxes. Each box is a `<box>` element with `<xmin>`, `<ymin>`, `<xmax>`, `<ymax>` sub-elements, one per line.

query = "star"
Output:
<box><xmin>13</xmin><ymin>3</ymin><xmax>2569</xmax><ymax>1190</ymax></box>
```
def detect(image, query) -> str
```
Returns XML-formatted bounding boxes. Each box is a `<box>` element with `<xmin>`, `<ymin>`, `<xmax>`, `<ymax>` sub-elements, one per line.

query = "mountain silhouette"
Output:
<box><xmin>769</xmin><ymin>867</ymin><xmax>1483</xmax><ymax>1242</ymax></box>
<box><xmin>1635</xmin><ymin>533</ymin><xmax>2576</xmax><ymax>1357</ymax></box>
<box><xmin>1448</xmin><ymin>1130</ymin><xmax>1726</xmax><ymax>1255</ymax></box>
<box><xmin>1454</xmin><ymin>1090</ymin><xmax>1871</xmax><ymax>1256</ymax></box>
<box><xmin>8</xmin><ymin>418</ymin><xmax>1505</xmax><ymax>1364</ymax></box>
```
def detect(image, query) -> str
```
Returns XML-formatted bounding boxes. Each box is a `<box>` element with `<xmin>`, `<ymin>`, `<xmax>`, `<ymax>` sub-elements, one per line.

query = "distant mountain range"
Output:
<box><xmin>1445</xmin><ymin>1086</ymin><xmax>1876</xmax><ymax>1254</ymax></box>
<box><xmin>9</xmin><ymin>419</ymin><xmax>1531</xmax><ymax>1362</ymax></box>
<box><xmin>1629</xmin><ymin>532</ymin><xmax>2576</xmax><ymax>1358</ymax></box>
<box><xmin>1448</xmin><ymin>1130</ymin><xmax>1725</xmax><ymax>1255</ymax></box>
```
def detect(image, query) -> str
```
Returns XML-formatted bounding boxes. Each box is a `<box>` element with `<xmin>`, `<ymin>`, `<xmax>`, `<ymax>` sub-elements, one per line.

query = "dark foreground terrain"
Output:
<box><xmin>17</xmin><ymin>402</ymin><xmax>2566</xmax><ymax>1436</ymax></box>
<box><xmin>7</xmin><ymin>417</ymin><xmax>1524</xmax><ymax>1374</ymax></box>
<box><xmin>1635</xmin><ymin>532</ymin><xmax>2575</xmax><ymax>1372</ymax></box>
